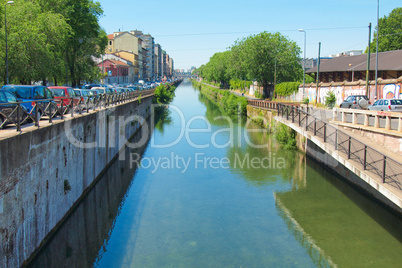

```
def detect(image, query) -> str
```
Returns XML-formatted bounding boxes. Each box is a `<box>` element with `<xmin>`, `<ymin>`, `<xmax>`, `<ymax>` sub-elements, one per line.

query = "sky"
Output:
<box><xmin>96</xmin><ymin>0</ymin><xmax>401</xmax><ymax>70</ymax></box>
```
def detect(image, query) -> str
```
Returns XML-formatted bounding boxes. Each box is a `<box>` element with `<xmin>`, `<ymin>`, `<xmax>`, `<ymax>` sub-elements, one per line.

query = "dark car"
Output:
<box><xmin>0</xmin><ymin>90</ymin><xmax>29</xmax><ymax>129</ymax></box>
<box><xmin>1</xmin><ymin>85</ymin><xmax>55</xmax><ymax>119</ymax></box>
<box><xmin>339</xmin><ymin>95</ymin><xmax>370</xmax><ymax>109</ymax></box>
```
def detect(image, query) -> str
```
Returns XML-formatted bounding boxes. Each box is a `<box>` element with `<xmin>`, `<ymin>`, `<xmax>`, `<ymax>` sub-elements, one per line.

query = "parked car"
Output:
<box><xmin>367</xmin><ymin>99</ymin><xmax>402</xmax><ymax>112</ymax></box>
<box><xmin>91</xmin><ymin>87</ymin><xmax>114</xmax><ymax>96</ymax></box>
<box><xmin>0</xmin><ymin>90</ymin><xmax>29</xmax><ymax>128</ymax></box>
<box><xmin>48</xmin><ymin>86</ymin><xmax>80</xmax><ymax>113</ymax></box>
<box><xmin>339</xmin><ymin>95</ymin><xmax>370</xmax><ymax>109</ymax></box>
<box><xmin>1</xmin><ymin>85</ymin><xmax>55</xmax><ymax>119</ymax></box>
<box><xmin>83</xmin><ymin>84</ymin><xmax>102</xmax><ymax>89</ymax></box>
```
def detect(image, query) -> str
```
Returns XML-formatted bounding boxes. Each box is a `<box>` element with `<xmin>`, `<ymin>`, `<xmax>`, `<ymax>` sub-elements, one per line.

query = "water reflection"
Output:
<box><xmin>275</xmin><ymin>157</ymin><xmax>402</xmax><ymax>267</ymax></box>
<box><xmin>28</xmin><ymin>122</ymin><xmax>152</xmax><ymax>268</ymax></box>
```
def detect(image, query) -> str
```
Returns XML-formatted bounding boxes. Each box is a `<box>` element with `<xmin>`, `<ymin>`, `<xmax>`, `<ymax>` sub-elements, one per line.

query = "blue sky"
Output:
<box><xmin>97</xmin><ymin>0</ymin><xmax>400</xmax><ymax>70</ymax></box>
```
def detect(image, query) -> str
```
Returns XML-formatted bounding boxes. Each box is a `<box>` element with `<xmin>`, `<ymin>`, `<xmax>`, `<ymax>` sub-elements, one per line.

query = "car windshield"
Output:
<box><xmin>5</xmin><ymin>87</ymin><xmax>31</xmax><ymax>99</ymax></box>
<box><xmin>391</xmin><ymin>99</ymin><xmax>402</xmax><ymax>105</ymax></box>
<box><xmin>50</xmin><ymin>88</ymin><xmax>65</xmax><ymax>97</ymax></box>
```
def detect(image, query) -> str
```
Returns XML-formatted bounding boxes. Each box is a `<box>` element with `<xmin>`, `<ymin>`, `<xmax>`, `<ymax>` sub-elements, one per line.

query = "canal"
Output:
<box><xmin>29</xmin><ymin>80</ymin><xmax>402</xmax><ymax>267</ymax></box>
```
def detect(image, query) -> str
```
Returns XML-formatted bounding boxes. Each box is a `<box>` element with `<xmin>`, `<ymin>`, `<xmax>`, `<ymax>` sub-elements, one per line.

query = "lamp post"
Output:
<box><xmin>374</xmin><ymin>0</ymin><xmax>379</xmax><ymax>99</ymax></box>
<box><xmin>5</xmin><ymin>0</ymin><xmax>14</xmax><ymax>85</ymax></box>
<box><xmin>299</xmin><ymin>29</ymin><xmax>306</xmax><ymax>99</ymax></box>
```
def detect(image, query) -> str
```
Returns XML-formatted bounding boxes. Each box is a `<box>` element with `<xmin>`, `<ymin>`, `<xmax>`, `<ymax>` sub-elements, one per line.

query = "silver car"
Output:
<box><xmin>367</xmin><ymin>99</ymin><xmax>402</xmax><ymax>112</ymax></box>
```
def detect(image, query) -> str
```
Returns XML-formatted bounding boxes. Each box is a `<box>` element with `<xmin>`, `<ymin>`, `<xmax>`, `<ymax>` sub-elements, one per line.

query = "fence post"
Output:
<box><xmin>382</xmin><ymin>156</ymin><xmax>386</xmax><ymax>183</ymax></box>
<box><xmin>60</xmin><ymin>100</ymin><xmax>64</xmax><ymax>119</ymax></box>
<box><xmin>363</xmin><ymin>145</ymin><xmax>367</xmax><ymax>170</ymax></box>
<box><xmin>323</xmin><ymin>123</ymin><xmax>326</xmax><ymax>142</ymax></box>
<box><xmin>49</xmin><ymin>101</ymin><xmax>52</xmax><ymax>124</ymax></box>
<box><xmin>334</xmin><ymin>129</ymin><xmax>338</xmax><ymax>150</ymax></box>
<box><xmin>16</xmin><ymin>103</ymin><xmax>21</xmax><ymax>132</ymax></box>
<box><xmin>292</xmin><ymin>106</ymin><xmax>295</xmax><ymax>123</ymax></box>
<box><xmin>305</xmin><ymin>114</ymin><xmax>308</xmax><ymax>131</ymax></box>
<box><xmin>347</xmin><ymin>137</ymin><xmax>351</xmax><ymax>159</ymax></box>
<box><xmin>298</xmin><ymin>110</ymin><xmax>301</xmax><ymax>126</ymax></box>
<box><xmin>35</xmin><ymin>103</ymin><xmax>39</xmax><ymax>127</ymax></box>
<box><xmin>314</xmin><ymin>120</ymin><xmax>316</xmax><ymax>135</ymax></box>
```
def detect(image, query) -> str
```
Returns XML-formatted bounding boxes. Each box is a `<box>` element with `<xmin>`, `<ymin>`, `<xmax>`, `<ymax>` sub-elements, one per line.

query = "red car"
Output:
<box><xmin>48</xmin><ymin>86</ymin><xmax>81</xmax><ymax>112</ymax></box>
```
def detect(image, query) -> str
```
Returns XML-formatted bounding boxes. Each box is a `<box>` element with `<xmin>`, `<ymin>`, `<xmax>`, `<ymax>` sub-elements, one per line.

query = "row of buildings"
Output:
<box><xmin>96</xmin><ymin>30</ymin><xmax>174</xmax><ymax>84</ymax></box>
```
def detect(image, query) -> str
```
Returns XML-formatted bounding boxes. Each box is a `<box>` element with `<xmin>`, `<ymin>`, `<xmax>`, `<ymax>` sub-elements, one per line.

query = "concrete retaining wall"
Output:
<box><xmin>0</xmin><ymin>96</ymin><xmax>153</xmax><ymax>267</ymax></box>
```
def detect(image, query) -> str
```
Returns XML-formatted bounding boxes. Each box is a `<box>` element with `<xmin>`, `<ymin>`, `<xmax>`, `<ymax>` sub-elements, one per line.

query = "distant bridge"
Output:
<box><xmin>174</xmin><ymin>73</ymin><xmax>196</xmax><ymax>79</ymax></box>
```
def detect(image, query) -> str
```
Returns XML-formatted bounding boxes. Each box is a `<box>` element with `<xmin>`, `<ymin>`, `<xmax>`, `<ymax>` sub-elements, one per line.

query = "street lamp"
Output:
<box><xmin>299</xmin><ymin>29</ymin><xmax>306</xmax><ymax>99</ymax></box>
<box><xmin>5</xmin><ymin>0</ymin><xmax>14</xmax><ymax>85</ymax></box>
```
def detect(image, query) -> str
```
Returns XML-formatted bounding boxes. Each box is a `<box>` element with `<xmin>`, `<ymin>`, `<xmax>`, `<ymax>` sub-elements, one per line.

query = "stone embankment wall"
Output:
<box><xmin>0</xmin><ymin>96</ymin><xmax>153</xmax><ymax>267</ymax></box>
<box><xmin>246</xmin><ymin>106</ymin><xmax>306</xmax><ymax>152</ymax></box>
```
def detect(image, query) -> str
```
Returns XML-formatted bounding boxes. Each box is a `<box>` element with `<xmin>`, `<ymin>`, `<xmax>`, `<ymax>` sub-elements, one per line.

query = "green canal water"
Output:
<box><xmin>30</xmin><ymin>80</ymin><xmax>402</xmax><ymax>267</ymax></box>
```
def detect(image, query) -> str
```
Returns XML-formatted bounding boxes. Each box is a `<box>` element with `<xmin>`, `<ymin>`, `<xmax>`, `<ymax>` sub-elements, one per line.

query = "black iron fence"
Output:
<box><xmin>0</xmin><ymin>89</ymin><xmax>154</xmax><ymax>132</ymax></box>
<box><xmin>275</xmin><ymin>103</ymin><xmax>402</xmax><ymax>189</ymax></box>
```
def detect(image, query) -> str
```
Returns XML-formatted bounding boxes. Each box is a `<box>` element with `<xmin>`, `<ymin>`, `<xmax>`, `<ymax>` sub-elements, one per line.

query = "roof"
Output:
<box><xmin>307</xmin><ymin>50</ymin><xmax>402</xmax><ymax>73</ymax></box>
<box><xmin>105</xmin><ymin>59</ymin><xmax>129</xmax><ymax>66</ymax></box>
<box><xmin>107</xmin><ymin>34</ymin><xmax>114</xmax><ymax>40</ymax></box>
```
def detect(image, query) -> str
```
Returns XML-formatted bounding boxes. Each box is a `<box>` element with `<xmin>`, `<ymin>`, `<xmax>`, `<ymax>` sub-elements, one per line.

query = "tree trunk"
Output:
<box><xmin>262</xmin><ymin>80</ymin><xmax>270</xmax><ymax>99</ymax></box>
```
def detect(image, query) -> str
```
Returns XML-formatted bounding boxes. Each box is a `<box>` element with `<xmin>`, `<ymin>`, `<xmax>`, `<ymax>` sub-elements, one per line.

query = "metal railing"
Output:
<box><xmin>332</xmin><ymin>108</ymin><xmax>402</xmax><ymax>132</ymax></box>
<box><xmin>248</xmin><ymin>99</ymin><xmax>300</xmax><ymax>110</ymax></box>
<box><xmin>276</xmin><ymin>103</ymin><xmax>402</xmax><ymax>190</ymax></box>
<box><xmin>0</xmin><ymin>89</ymin><xmax>154</xmax><ymax>132</ymax></box>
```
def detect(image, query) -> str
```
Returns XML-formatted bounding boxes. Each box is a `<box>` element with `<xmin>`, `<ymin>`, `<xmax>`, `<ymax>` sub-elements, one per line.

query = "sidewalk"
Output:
<box><xmin>306</xmin><ymin>106</ymin><xmax>402</xmax><ymax>162</ymax></box>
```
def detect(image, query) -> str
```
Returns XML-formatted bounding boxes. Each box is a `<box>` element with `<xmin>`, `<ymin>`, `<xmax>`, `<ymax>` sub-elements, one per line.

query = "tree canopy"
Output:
<box><xmin>0</xmin><ymin>0</ymin><xmax>107</xmax><ymax>86</ymax></box>
<box><xmin>371</xmin><ymin>7</ymin><xmax>402</xmax><ymax>52</ymax></box>
<box><xmin>196</xmin><ymin>31</ymin><xmax>302</xmax><ymax>98</ymax></box>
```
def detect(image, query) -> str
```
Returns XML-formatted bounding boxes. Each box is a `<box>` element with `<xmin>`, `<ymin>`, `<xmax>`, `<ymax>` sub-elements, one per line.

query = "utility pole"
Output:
<box><xmin>274</xmin><ymin>57</ymin><xmax>277</xmax><ymax>98</ymax></box>
<box><xmin>315</xmin><ymin>42</ymin><xmax>321</xmax><ymax>104</ymax></box>
<box><xmin>366</xmin><ymin>23</ymin><xmax>371</xmax><ymax>99</ymax></box>
<box><xmin>374</xmin><ymin>0</ymin><xmax>379</xmax><ymax>99</ymax></box>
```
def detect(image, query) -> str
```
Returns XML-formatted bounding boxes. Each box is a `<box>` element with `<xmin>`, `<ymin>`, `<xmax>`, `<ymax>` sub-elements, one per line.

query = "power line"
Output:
<box><xmin>154</xmin><ymin>26</ymin><xmax>366</xmax><ymax>38</ymax></box>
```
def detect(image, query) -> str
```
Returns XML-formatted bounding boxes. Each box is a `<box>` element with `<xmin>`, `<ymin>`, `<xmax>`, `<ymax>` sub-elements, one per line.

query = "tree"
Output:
<box><xmin>371</xmin><ymin>7</ymin><xmax>402</xmax><ymax>52</ymax></box>
<box><xmin>0</xmin><ymin>1</ymin><xmax>70</xmax><ymax>84</ymax></box>
<box><xmin>232</xmin><ymin>32</ymin><xmax>302</xmax><ymax>98</ymax></box>
<box><xmin>0</xmin><ymin>0</ymin><xmax>107</xmax><ymax>86</ymax></box>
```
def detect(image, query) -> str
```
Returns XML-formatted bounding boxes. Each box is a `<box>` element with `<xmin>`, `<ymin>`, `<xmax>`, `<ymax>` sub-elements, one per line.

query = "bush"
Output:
<box><xmin>275</xmin><ymin>123</ymin><xmax>297</xmax><ymax>150</ymax></box>
<box><xmin>275</xmin><ymin>82</ymin><xmax>302</xmax><ymax>97</ymax></box>
<box><xmin>230</xmin><ymin>79</ymin><xmax>252</xmax><ymax>91</ymax></box>
<box><xmin>325</xmin><ymin>91</ymin><xmax>336</xmax><ymax>109</ymax></box>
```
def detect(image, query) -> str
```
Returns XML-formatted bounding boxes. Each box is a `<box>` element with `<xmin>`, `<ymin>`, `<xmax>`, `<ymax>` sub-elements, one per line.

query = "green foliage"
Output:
<box><xmin>219</xmin><ymin>93</ymin><xmax>248</xmax><ymax>115</ymax></box>
<box><xmin>325</xmin><ymin>91</ymin><xmax>336</xmax><ymax>108</ymax></box>
<box><xmin>0</xmin><ymin>0</ymin><xmax>107</xmax><ymax>86</ymax></box>
<box><xmin>369</xmin><ymin>7</ymin><xmax>402</xmax><ymax>52</ymax></box>
<box><xmin>229</xmin><ymin>79</ymin><xmax>252</xmax><ymax>91</ymax></box>
<box><xmin>153</xmin><ymin>84</ymin><xmax>176</xmax><ymax>104</ymax></box>
<box><xmin>196</xmin><ymin>31</ymin><xmax>302</xmax><ymax>99</ymax></box>
<box><xmin>275</xmin><ymin>123</ymin><xmax>297</xmax><ymax>150</ymax></box>
<box><xmin>305</xmin><ymin>74</ymin><xmax>315</xmax><ymax>83</ymax></box>
<box><xmin>303</xmin><ymin>97</ymin><xmax>310</xmax><ymax>105</ymax></box>
<box><xmin>254</xmin><ymin>91</ymin><xmax>263</xmax><ymax>99</ymax></box>
<box><xmin>194</xmin><ymin>80</ymin><xmax>247</xmax><ymax>116</ymax></box>
<box><xmin>274</xmin><ymin>82</ymin><xmax>301</xmax><ymax>96</ymax></box>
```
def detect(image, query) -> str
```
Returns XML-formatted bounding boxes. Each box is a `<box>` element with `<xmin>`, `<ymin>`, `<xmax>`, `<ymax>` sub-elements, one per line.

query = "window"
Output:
<box><xmin>391</xmin><ymin>99</ymin><xmax>402</xmax><ymax>105</ymax></box>
<box><xmin>378</xmin><ymin>100</ymin><xmax>384</xmax><ymax>105</ymax></box>
<box><xmin>34</xmin><ymin>87</ymin><xmax>45</xmax><ymax>99</ymax></box>
<box><xmin>109</xmin><ymin>41</ymin><xmax>112</xmax><ymax>45</ymax></box>
<box><xmin>67</xmin><ymin>88</ymin><xmax>76</xmax><ymax>97</ymax></box>
<box><xmin>384</xmin><ymin>100</ymin><xmax>389</xmax><ymax>105</ymax></box>
<box><xmin>4</xmin><ymin>91</ymin><xmax>17</xmax><ymax>102</ymax></box>
<box><xmin>0</xmin><ymin>92</ymin><xmax>7</xmax><ymax>103</ymax></box>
